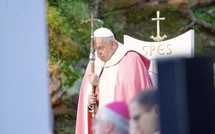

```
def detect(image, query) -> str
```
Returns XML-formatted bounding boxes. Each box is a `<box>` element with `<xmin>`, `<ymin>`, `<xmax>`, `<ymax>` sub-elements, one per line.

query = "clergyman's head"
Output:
<box><xmin>129</xmin><ymin>89</ymin><xmax>160</xmax><ymax>134</ymax></box>
<box><xmin>93</xmin><ymin>101</ymin><xmax>130</xmax><ymax>134</ymax></box>
<box><xmin>94</xmin><ymin>27</ymin><xmax>117</xmax><ymax>62</ymax></box>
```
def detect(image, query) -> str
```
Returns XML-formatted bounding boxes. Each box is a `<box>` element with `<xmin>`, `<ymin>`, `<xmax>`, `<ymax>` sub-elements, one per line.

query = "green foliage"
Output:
<box><xmin>58</xmin><ymin>61</ymin><xmax>83</xmax><ymax>89</ymax></box>
<box><xmin>47</xmin><ymin>0</ymin><xmax>91</xmax><ymax>89</ymax></box>
<box><xmin>47</xmin><ymin>1</ymin><xmax>103</xmax><ymax>133</ymax></box>
<box><xmin>57</xmin><ymin>0</ymin><xmax>91</xmax><ymax>48</ymax></box>
<box><xmin>192</xmin><ymin>5</ymin><xmax>215</xmax><ymax>56</ymax></box>
<box><xmin>101</xmin><ymin>10</ymin><xmax>115</xmax><ymax>26</ymax></box>
<box><xmin>54</xmin><ymin>112</ymin><xmax>76</xmax><ymax>134</ymax></box>
<box><xmin>194</xmin><ymin>5</ymin><xmax>215</xmax><ymax>27</ymax></box>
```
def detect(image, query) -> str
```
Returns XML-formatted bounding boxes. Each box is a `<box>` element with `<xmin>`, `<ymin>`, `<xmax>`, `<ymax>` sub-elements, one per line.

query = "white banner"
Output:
<box><xmin>124</xmin><ymin>30</ymin><xmax>195</xmax><ymax>87</ymax></box>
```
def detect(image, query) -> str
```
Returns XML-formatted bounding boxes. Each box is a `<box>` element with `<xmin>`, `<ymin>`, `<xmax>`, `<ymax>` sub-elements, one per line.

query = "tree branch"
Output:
<box><xmin>179</xmin><ymin>8</ymin><xmax>215</xmax><ymax>35</ymax></box>
<box><xmin>191</xmin><ymin>0</ymin><xmax>215</xmax><ymax>9</ymax></box>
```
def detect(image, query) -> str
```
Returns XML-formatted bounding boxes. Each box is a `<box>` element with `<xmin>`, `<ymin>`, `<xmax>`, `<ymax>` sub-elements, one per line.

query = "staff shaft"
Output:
<box><xmin>81</xmin><ymin>7</ymin><xmax>103</xmax><ymax>134</ymax></box>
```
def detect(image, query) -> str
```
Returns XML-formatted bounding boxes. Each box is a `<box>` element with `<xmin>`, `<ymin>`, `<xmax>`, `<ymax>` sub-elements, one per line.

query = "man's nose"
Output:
<box><xmin>97</xmin><ymin>50</ymin><xmax>102</xmax><ymax>56</ymax></box>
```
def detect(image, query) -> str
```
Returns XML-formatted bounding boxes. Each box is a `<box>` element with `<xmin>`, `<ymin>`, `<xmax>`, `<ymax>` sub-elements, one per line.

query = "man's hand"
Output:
<box><xmin>88</xmin><ymin>73</ymin><xmax>100</xmax><ymax>86</ymax></box>
<box><xmin>88</xmin><ymin>92</ymin><xmax>97</xmax><ymax>106</ymax></box>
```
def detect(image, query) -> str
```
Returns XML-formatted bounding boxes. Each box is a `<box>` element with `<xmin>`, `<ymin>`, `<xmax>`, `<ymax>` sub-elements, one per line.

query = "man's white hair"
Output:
<box><xmin>104</xmin><ymin>36</ymin><xmax>115</xmax><ymax>43</ymax></box>
<box><xmin>100</xmin><ymin>106</ymin><xmax>129</xmax><ymax>134</ymax></box>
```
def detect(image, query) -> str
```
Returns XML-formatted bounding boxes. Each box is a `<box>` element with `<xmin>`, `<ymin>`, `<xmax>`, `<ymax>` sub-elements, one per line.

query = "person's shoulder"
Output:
<box><xmin>125</xmin><ymin>51</ymin><xmax>142</xmax><ymax>59</ymax></box>
<box><xmin>119</xmin><ymin>51</ymin><xmax>142</xmax><ymax>64</ymax></box>
<box><xmin>122</xmin><ymin>50</ymin><xmax>150</xmax><ymax>67</ymax></box>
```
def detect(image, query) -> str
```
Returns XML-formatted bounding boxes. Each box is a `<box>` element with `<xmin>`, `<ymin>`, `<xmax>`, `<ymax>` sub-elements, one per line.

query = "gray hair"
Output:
<box><xmin>100</xmin><ymin>106</ymin><xmax>129</xmax><ymax>134</ymax></box>
<box><xmin>103</xmin><ymin>36</ymin><xmax>115</xmax><ymax>44</ymax></box>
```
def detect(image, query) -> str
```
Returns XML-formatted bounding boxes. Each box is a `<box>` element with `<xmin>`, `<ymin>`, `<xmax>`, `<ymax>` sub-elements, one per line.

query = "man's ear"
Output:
<box><xmin>111</xmin><ymin>40</ymin><xmax>117</xmax><ymax>48</ymax></box>
<box><xmin>104</xmin><ymin>121</ymin><xmax>114</xmax><ymax>133</ymax></box>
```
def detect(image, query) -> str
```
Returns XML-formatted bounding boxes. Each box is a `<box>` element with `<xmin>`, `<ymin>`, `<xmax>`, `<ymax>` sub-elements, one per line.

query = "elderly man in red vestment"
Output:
<box><xmin>75</xmin><ymin>27</ymin><xmax>153</xmax><ymax>134</ymax></box>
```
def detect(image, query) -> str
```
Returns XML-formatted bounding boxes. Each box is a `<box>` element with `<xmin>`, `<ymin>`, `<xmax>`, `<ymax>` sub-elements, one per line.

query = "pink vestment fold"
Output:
<box><xmin>114</xmin><ymin>51</ymin><xmax>153</xmax><ymax>104</ymax></box>
<box><xmin>75</xmin><ymin>63</ymin><xmax>91</xmax><ymax>134</ymax></box>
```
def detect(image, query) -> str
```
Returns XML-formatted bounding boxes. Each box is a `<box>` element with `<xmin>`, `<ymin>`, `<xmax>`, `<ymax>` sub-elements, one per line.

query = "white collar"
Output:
<box><xmin>104</xmin><ymin>42</ymin><xmax>129</xmax><ymax>68</ymax></box>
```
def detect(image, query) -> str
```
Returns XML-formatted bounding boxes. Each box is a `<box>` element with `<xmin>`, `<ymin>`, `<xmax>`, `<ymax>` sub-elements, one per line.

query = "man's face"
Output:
<box><xmin>94</xmin><ymin>37</ymin><xmax>116</xmax><ymax>62</ymax></box>
<box><xmin>129</xmin><ymin>102</ymin><xmax>159</xmax><ymax>134</ymax></box>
